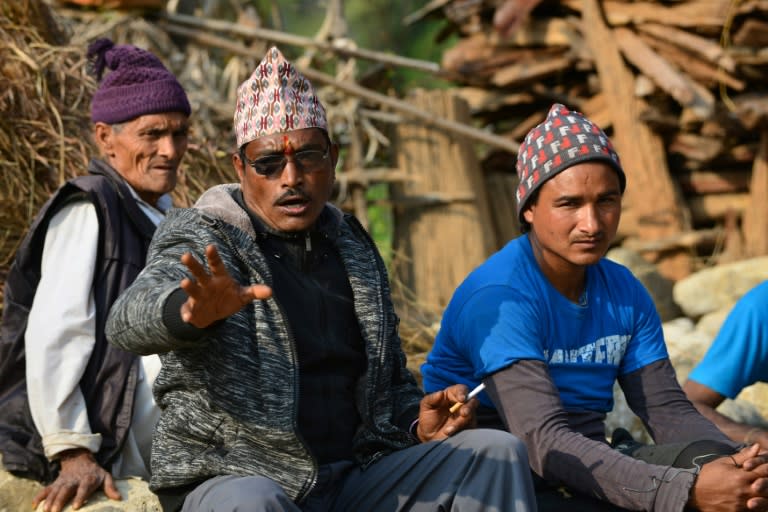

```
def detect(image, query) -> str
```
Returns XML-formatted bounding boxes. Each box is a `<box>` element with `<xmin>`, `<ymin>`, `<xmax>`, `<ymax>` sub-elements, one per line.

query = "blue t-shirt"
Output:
<box><xmin>421</xmin><ymin>234</ymin><xmax>669</xmax><ymax>412</ymax></box>
<box><xmin>688</xmin><ymin>280</ymin><xmax>768</xmax><ymax>398</ymax></box>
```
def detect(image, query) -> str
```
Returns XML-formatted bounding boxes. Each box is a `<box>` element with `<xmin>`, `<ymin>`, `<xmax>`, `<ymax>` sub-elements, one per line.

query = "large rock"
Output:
<box><xmin>673</xmin><ymin>256</ymin><xmax>768</xmax><ymax>318</ymax></box>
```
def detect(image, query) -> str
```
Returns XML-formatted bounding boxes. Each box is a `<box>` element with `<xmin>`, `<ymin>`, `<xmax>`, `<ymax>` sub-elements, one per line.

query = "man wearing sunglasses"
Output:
<box><xmin>105</xmin><ymin>47</ymin><xmax>536</xmax><ymax>512</ymax></box>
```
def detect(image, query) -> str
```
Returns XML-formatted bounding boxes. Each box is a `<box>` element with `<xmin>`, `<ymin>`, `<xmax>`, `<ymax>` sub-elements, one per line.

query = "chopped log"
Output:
<box><xmin>496</xmin><ymin>17</ymin><xmax>582</xmax><ymax>48</ymax></box>
<box><xmin>392</xmin><ymin>89</ymin><xmax>496</xmax><ymax>313</ymax></box>
<box><xmin>508</xmin><ymin>108</ymin><xmax>547</xmax><ymax>142</ymax></box>
<box><xmin>636</xmin><ymin>23</ymin><xmax>735</xmax><ymax>72</ymax></box>
<box><xmin>442</xmin><ymin>35</ymin><xmax>570</xmax><ymax>83</ymax></box>
<box><xmin>491</xmin><ymin>54</ymin><xmax>575</xmax><ymax>87</ymax></box>
<box><xmin>453</xmin><ymin>87</ymin><xmax>536</xmax><ymax>113</ymax></box>
<box><xmin>716</xmin><ymin>209</ymin><xmax>745</xmax><ymax>264</ymax></box>
<box><xmin>732</xmin><ymin>18</ymin><xmax>768</xmax><ymax>47</ymax></box>
<box><xmin>622</xmin><ymin>228</ymin><xmax>723</xmax><ymax>253</ymax></box>
<box><xmin>613</xmin><ymin>27</ymin><xmax>694</xmax><ymax>106</ymax></box>
<box><xmin>668</xmin><ymin>134</ymin><xmax>724</xmax><ymax>163</ymax></box>
<box><xmin>582</xmin><ymin>0</ymin><xmax>692</xmax><ymax>279</ymax></box>
<box><xmin>688</xmin><ymin>193</ymin><xmax>750</xmax><ymax>225</ymax></box>
<box><xmin>565</xmin><ymin>0</ymin><xmax>733</xmax><ymax>29</ymax></box>
<box><xmin>675</xmin><ymin>170</ymin><xmax>751</xmax><ymax>195</ymax></box>
<box><xmin>732</xmin><ymin>94</ymin><xmax>768</xmax><ymax>130</ymax></box>
<box><xmin>639</xmin><ymin>34</ymin><xmax>745</xmax><ymax>91</ymax></box>
<box><xmin>743</xmin><ymin>131</ymin><xmax>768</xmax><ymax>256</ymax></box>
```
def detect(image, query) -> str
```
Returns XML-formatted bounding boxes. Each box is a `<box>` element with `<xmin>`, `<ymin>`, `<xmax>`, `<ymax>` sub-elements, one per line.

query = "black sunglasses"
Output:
<box><xmin>240</xmin><ymin>146</ymin><xmax>330</xmax><ymax>177</ymax></box>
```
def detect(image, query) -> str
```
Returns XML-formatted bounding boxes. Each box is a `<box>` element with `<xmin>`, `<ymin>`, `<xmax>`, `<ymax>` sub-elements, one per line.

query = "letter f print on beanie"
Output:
<box><xmin>515</xmin><ymin>103</ymin><xmax>626</xmax><ymax>222</ymax></box>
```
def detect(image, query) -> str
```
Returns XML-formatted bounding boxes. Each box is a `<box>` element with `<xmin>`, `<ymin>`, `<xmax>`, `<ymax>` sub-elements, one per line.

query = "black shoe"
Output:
<box><xmin>610</xmin><ymin>427</ymin><xmax>640</xmax><ymax>454</ymax></box>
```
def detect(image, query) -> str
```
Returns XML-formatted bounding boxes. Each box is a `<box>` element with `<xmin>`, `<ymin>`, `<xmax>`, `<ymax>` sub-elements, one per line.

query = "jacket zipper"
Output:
<box><xmin>210</xmin><ymin>216</ymin><xmax>319</xmax><ymax>502</ymax></box>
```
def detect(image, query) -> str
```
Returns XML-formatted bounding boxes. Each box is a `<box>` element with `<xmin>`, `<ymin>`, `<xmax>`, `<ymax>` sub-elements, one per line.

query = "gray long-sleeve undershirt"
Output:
<box><xmin>485</xmin><ymin>358</ymin><xmax>738</xmax><ymax>511</ymax></box>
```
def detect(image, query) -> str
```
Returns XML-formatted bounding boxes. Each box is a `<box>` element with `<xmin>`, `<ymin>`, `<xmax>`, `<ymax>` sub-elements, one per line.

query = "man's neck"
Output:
<box><xmin>527</xmin><ymin>235</ymin><xmax>587</xmax><ymax>304</ymax></box>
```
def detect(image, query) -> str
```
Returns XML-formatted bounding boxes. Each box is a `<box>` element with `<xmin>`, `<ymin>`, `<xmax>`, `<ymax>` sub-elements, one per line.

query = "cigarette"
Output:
<box><xmin>449</xmin><ymin>383</ymin><xmax>486</xmax><ymax>413</ymax></box>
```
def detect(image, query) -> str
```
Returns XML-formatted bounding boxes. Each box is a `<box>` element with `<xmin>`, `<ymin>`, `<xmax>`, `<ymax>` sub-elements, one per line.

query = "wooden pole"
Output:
<box><xmin>743</xmin><ymin>131</ymin><xmax>768</xmax><ymax>256</ymax></box>
<box><xmin>392</xmin><ymin>90</ymin><xmax>496</xmax><ymax>316</ymax></box>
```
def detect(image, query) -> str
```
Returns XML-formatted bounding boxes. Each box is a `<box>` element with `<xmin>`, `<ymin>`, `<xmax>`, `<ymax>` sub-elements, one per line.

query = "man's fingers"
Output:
<box><xmin>48</xmin><ymin>485</ymin><xmax>76</xmax><ymax>512</ymax></box>
<box><xmin>31</xmin><ymin>486</ymin><xmax>50</xmax><ymax>508</ymax></box>
<box><xmin>736</xmin><ymin>443</ymin><xmax>762</xmax><ymax>465</ymax></box>
<box><xmin>205</xmin><ymin>245</ymin><xmax>227</xmax><ymax>276</ymax></box>
<box><xmin>180</xmin><ymin>252</ymin><xmax>210</xmax><ymax>285</ymax></box>
<box><xmin>747</xmin><ymin>496</ymin><xmax>768</xmax><ymax>510</ymax></box>
<box><xmin>242</xmin><ymin>284</ymin><xmax>273</xmax><ymax>303</ymax></box>
<box><xmin>103</xmin><ymin>474</ymin><xmax>122</xmax><ymax>501</ymax></box>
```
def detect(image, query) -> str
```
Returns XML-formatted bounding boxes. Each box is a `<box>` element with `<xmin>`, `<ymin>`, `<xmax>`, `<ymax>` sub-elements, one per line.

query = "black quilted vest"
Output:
<box><xmin>0</xmin><ymin>159</ymin><xmax>157</xmax><ymax>482</ymax></box>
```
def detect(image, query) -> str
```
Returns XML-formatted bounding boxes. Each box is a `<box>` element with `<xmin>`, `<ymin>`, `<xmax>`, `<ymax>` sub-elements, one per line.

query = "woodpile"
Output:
<box><xmin>410</xmin><ymin>0</ymin><xmax>768</xmax><ymax>280</ymax></box>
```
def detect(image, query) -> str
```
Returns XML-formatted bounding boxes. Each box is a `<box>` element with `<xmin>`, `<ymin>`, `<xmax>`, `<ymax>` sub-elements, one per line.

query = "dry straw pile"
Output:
<box><xmin>0</xmin><ymin>0</ymin><xmax>94</xmax><ymax>276</ymax></box>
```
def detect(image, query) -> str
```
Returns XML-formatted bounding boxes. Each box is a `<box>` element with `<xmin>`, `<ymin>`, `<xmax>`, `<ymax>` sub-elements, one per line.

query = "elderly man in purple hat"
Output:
<box><xmin>105</xmin><ymin>46</ymin><xmax>537</xmax><ymax>512</ymax></box>
<box><xmin>0</xmin><ymin>38</ymin><xmax>190</xmax><ymax>511</ymax></box>
<box><xmin>422</xmin><ymin>104</ymin><xmax>768</xmax><ymax>511</ymax></box>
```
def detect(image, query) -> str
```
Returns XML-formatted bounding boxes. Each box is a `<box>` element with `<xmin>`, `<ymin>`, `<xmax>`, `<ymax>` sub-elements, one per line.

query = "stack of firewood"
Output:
<box><xmin>410</xmin><ymin>0</ymin><xmax>768</xmax><ymax>280</ymax></box>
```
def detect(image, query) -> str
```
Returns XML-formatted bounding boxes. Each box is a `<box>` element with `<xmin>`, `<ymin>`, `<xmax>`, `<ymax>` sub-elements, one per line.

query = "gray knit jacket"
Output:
<box><xmin>106</xmin><ymin>184</ymin><xmax>423</xmax><ymax>501</ymax></box>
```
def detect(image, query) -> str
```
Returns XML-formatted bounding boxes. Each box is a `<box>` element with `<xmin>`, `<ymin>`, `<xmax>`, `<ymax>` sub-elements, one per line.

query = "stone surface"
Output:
<box><xmin>0</xmin><ymin>458</ymin><xmax>160</xmax><ymax>512</ymax></box>
<box><xmin>673</xmin><ymin>256</ymin><xmax>768</xmax><ymax>318</ymax></box>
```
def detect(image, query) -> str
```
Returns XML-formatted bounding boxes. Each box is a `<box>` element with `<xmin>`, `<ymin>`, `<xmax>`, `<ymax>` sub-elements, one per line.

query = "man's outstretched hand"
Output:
<box><xmin>32</xmin><ymin>449</ymin><xmax>120</xmax><ymax>512</ymax></box>
<box><xmin>180</xmin><ymin>244</ymin><xmax>272</xmax><ymax>328</ymax></box>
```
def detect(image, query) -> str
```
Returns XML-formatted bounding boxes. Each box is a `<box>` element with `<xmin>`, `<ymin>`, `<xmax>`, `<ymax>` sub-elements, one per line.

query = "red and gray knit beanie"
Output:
<box><xmin>515</xmin><ymin>103</ymin><xmax>625</xmax><ymax>222</ymax></box>
<box><xmin>87</xmin><ymin>38</ymin><xmax>191</xmax><ymax>124</ymax></box>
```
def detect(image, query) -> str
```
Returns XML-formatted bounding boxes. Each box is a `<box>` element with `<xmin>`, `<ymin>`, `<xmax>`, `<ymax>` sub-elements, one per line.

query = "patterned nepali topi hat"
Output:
<box><xmin>515</xmin><ymin>103</ymin><xmax>625</xmax><ymax>223</ymax></box>
<box><xmin>234</xmin><ymin>46</ymin><xmax>328</xmax><ymax>148</ymax></box>
<box><xmin>87</xmin><ymin>38</ymin><xmax>190</xmax><ymax>124</ymax></box>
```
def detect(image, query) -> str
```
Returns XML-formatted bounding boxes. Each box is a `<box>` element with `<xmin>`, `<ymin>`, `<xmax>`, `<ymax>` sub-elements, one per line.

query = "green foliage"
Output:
<box><xmin>366</xmin><ymin>183</ymin><xmax>393</xmax><ymax>265</ymax></box>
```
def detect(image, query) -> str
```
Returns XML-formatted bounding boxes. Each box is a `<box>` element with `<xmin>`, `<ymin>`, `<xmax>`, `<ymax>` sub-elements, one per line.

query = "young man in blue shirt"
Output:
<box><xmin>422</xmin><ymin>103</ymin><xmax>768</xmax><ymax>512</ymax></box>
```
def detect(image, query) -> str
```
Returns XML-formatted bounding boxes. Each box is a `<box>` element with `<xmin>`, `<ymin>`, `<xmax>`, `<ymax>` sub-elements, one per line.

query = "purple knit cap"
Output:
<box><xmin>87</xmin><ymin>38</ymin><xmax>191</xmax><ymax>124</ymax></box>
<box><xmin>515</xmin><ymin>103</ymin><xmax>625</xmax><ymax>223</ymax></box>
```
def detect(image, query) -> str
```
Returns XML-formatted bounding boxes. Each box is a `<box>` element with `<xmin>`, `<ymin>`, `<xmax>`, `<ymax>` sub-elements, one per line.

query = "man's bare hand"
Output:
<box><xmin>415</xmin><ymin>384</ymin><xmax>478</xmax><ymax>443</ymax></box>
<box><xmin>32</xmin><ymin>449</ymin><xmax>120</xmax><ymax>512</ymax></box>
<box><xmin>179</xmin><ymin>244</ymin><xmax>272</xmax><ymax>328</ymax></box>
<box><xmin>690</xmin><ymin>444</ymin><xmax>768</xmax><ymax>512</ymax></box>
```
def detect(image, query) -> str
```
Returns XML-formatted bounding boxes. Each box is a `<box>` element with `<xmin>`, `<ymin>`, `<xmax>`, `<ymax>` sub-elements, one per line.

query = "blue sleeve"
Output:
<box><xmin>618</xmin><ymin>273</ymin><xmax>668</xmax><ymax>375</ymax></box>
<box><xmin>688</xmin><ymin>290</ymin><xmax>768</xmax><ymax>398</ymax></box>
<box><xmin>457</xmin><ymin>285</ymin><xmax>546</xmax><ymax>378</ymax></box>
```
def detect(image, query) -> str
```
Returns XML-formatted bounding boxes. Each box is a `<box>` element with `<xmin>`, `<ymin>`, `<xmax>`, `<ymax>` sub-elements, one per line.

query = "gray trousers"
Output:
<box><xmin>181</xmin><ymin>429</ymin><xmax>536</xmax><ymax>512</ymax></box>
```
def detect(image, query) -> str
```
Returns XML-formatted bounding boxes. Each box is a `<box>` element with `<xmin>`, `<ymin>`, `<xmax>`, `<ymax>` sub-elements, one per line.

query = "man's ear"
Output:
<box><xmin>232</xmin><ymin>150</ymin><xmax>245</xmax><ymax>181</ymax></box>
<box><xmin>93</xmin><ymin>122</ymin><xmax>113</xmax><ymax>156</ymax></box>
<box><xmin>523</xmin><ymin>206</ymin><xmax>534</xmax><ymax>225</ymax></box>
